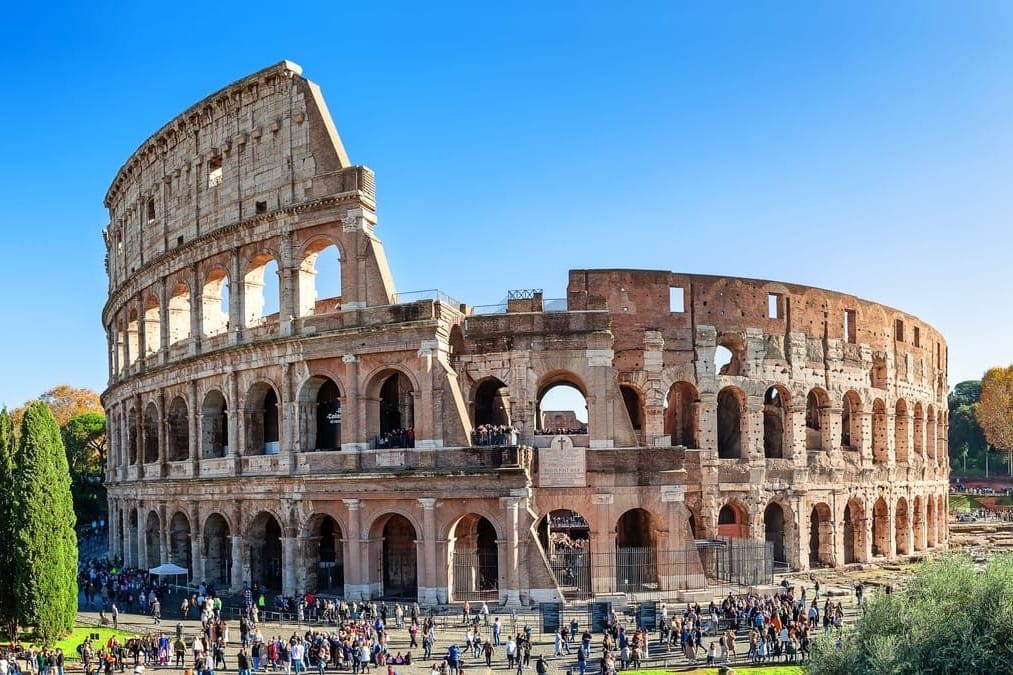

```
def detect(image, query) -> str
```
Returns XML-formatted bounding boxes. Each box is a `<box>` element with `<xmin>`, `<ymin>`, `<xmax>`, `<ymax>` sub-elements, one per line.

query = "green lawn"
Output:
<box><xmin>949</xmin><ymin>494</ymin><xmax>977</xmax><ymax>511</ymax></box>
<box><xmin>48</xmin><ymin>625</ymin><xmax>135</xmax><ymax>660</ymax></box>
<box><xmin>640</xmin><ymin>666</ymin><xmax>804</xmax><ymax>675</ymax></box>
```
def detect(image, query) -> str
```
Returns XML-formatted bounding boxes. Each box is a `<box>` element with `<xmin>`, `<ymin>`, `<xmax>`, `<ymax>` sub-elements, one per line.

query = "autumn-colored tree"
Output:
<box><xmin>975</xmin><ymin>366</ymin><xmax>1013</xmax><ymax>454</ymax></box>
<box><xmin>11</xmin><ymin>385</ymin><xmax>103</xmax><ymax>437</ymax></box>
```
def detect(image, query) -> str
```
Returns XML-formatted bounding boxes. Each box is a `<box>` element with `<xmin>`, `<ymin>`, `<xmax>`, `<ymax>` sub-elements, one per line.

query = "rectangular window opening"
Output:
<box><xmin>255</xmin><ymin>200</ymin><xmax>268</xmax><ymax>214</ymax></box>
<box><xmin>895</xmin><ymin>319</ymin><xmax>905</xmax><ymax>342</ymax></box>
<box><xmin>208</xmin><ymin>157</ymin><xmax>223</xmax><ymax>188</ymax></box>
<box><xmin>669</xmin><ymin>286</ymin><xmax>685</xmax><ymax>313</ymax></box>
<box><xmin>146</xmin><ymin>199</ymin><xmax>156</xmax><ymax>224</ymax></box>
<box><xmin>844</xmin><ymin>309</ymin><xmax>857</xmax><ymax>344</ymax></box>
<box><xmin>767</xmin><ymin>293</ymin><xmax>781</xmax><ymax>319</ymax></box>
<box><xmin>177</xmin><ymin>235</ymin><xmax>184</xmax><ymax>247</ymax></box>
<box><xmin>914</xmin><ymin>326</ymin><xmax>921</xmax><ymax>348</ymax></box>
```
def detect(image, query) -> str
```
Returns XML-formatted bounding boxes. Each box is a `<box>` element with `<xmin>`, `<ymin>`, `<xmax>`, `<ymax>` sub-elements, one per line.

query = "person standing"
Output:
<box><xmin>151</xmin><ymin>599</ymin><xmax>161</xmax><ymax>625</ymax></box>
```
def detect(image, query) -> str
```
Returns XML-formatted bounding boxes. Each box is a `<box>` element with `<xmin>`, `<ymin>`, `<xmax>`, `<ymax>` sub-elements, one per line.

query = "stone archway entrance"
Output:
<box><xmin>380</xmin><ymin>514</ymin><xmax>417</xmax><ymax>598</ymax></box>
<box><xmin>872</xmin><ymin>497</ymin><xmax>890</xmax><ymax>557</ymax></box>
<box><xmin>843</xmin><ymin>500</ymin><xmax>866</xmax><ymax>564</ymax></box>
<box><xmin>306</xmin><ymin>515</ymin><xmax>344</xmax><ymax>593</ymax></box>
<box><xmin>203</xmin><ymin>514</ymin><xmax>231</xmax><ymax>587</ymax></box>
<box><xmin>616</xmin><ymin>508</ymin><xmax>658</xmax><ymax>591</ymax></box>
<box><xmin>895</xmin><ymin>498</ymin><xmax>910</xmax><ymax>555</ymax></box>
<box><xmin>248</xmin><ymin>512</ymin><xmax>283</xmax><ymax>590</ymax></box>
<box><xmin>809</xmin><ymin>502</ymin><xmax>833</xmax><ymax>567</ymax></box>
<box><xmin>763</xmin><ymin>502</ymin><xmax>787</xmax><ymax>566</ymax></box>
<box><xmin>449</xmin><ymin>514</ymin><xmax>499</xmax><ymax>601</ymax></box>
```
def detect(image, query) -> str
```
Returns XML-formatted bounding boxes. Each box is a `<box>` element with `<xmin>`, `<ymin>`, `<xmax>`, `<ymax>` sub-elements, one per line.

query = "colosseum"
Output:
<box><xmin>101</xmin><ymin>61</ymin><xmax>950</xmax><ymax>606</ymax></box>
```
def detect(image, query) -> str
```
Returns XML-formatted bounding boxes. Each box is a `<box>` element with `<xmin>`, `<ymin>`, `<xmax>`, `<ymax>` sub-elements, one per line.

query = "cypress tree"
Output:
<box><xmin>0</xmin><ymin>409</ymin><xmax>16</xmax><ymax>638</ymax></box>
<box><xmin>13</xmin><ymin>402</ymin><xmax>78</xmax><ymax>643</ymax></box>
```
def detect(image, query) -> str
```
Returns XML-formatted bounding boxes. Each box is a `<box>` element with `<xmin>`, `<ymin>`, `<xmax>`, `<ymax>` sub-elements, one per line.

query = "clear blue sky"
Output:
<box><xmin>1</xmin><ymin>1</ymin><xmax>1011</xmax><ymax>408</ymax></box>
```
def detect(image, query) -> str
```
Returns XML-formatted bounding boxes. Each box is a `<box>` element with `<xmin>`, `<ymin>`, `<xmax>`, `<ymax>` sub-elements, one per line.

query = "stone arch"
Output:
<box><xmin>716</xmin><ymin>386</ymin><xmax>745</xmax><ymax>459</ymax></box>
<box><xmin>201</xmin><ymin>266</ymin><xmax>230</xmax><ymax>338</ymax></box>
<box><xmin>620</xmin><ymin>384</ymin><xmax>644</xmax><ymax>432</ymax></box>
<box><xmin>763</xmin><ymin>385</ymin><xmax>790</xmax><ymax>459</ymax></box>
<box><xmin>248</xmin><ymin>511</ymin><xmax>283</xmax><ymax>590</ymax></box>
<box><xmin>169</xmin><ymin>511</ymin><xmax>192</xmax><ymax>573</ymax></box>
<box><xmin>841</xmin><ymin>391</ymin><xmax>863</xmax><ymax>451</ymax></box>
<box><xmin>243</xmin><ymin>251</ymin><xmax>280</xmax><ymax>328</ymax></box>
<box><xmin>913</xmin><ymin>402</ymin><xmax>925</xmax><ymax>458</ymax></box>
<box><xmin>763</xmin><ymin>500</ymin><xmax>792</xmax><ymax>566</ymax></box>
<box><xmin>166</xmin><ymin>396</ymin><xmax>189</xmax><ymax>462</ymax></box>
<box><xmin>126</xmin><ymin>308</ymin><xmax>139</xmax><ymax>365</ymax></box>
<box><xmin>145</xmin><ymin>510</ymin><xmax>160</xmax><ymax>566</ymax></box>
<box><xmin>369</xmin><ymin>513</ymin><xmax>419</xmax><ymax>599</ymax></box>
<box><xmin>664</xmin><ymin>381</ymin><xmax>699</xmax><ymax>448</ymax></box>
<box><xmin>615</xmin><ymin>508</ymin><xmax>659</xmax><ymax>590</ymax></box>
<box><xmin>365</xmin><ymin>368</ymin><xmax>416</xmax><ymax>447</ymax></box>
<box><xmin>298</xmin><ymin>375</ymin><xmax>343</xmax><ymax>451</ymax></box>
<box><xmin>127</xmin><ymin>405</ymin><xmax>139</xmax><ymax>465</ymax></box>
<box><xmin>872</xmin><ymin>399</ymin><xmax>888</xmax><ymax>464</ymax></box>
<box><xmin>448</xmin><ymin>513</ymin><xmax>500</xmax><ymax>601</ymax></box>
<box><xmin>202</xmin><ymin>512</ymin><xmax>232</xmax><ymax>586</ymax></box>
<box><xmin>303</xmin><ymin>513</ymin><xmax>345</xmax><ymax>593</ymax></box>
<box><xmin>143</xmin><ymin>401</ymin><xmax>159</xmax><ymax>464</ymax></box>
<box><xmin>536</xmin><ymin>372</ymin><xmax>588</xmax><ymax>434</ymax></box>
<box><xmin>715</xmin><ymin>333</ymin><xmax>745</xmax><ymax>376</ymax></box>
<box><xmin>895</xmin><ymin>497</ymin><xmax>910</xmax><ymax>555</ymax></box>
<box><xmin>913</xmin><ymin>495</ymin><xmax>925</xmax><ymax>551</ymax></box>
<box><xmin>717</xmin><ymin>500</ymin><xmax>749</xmax><ymax>539</ymax></box>
<box><xmin>843</xmin><ymin>498</ymin><xmax>867</xmax><ymax>564</ymax></box>
<box><xmin>127</xmin><ymin>509</ymin><xmax>139</xmax><ymax>565</ymax></box>
<box><xmin>809</xmin><ymin>502</ymin><xmax>833</xmax><ymax>567</ymax></box>
<box><xmin>895</xmin><ymin>399</ymin><xmax>910</xmax><ymax>463</ymax></box>
<box><xmin>297</xmin><ymin>238</ymin><xmax>343</xmax><ymax>317</ymax></box>
<box><xmin>535</xmin><ymin>509</ymin><xmax>591</xmax><ymax>598</ymax></box>
<box><xmin>472</xmin><ymin>377</ymin><xmax>511</xmax><ymax>428</ymax></box>
<box><xmin>872</xmin><ymin>497</ymin><xmax>890</xmax><ymax>557</ymax></box>
<box><xmin>201</xmin><ymin>389</ymin><xmax>229</xmax><ymax>458</ymax></box>
<box><xmin>245</xmin><ymin>381</ymin><xmax>280</xmax><ymax>455</ymax></box>
<box><xmin>143</xmin><ymin>294</ymin><xmax>161</xmax><ymax>355</ymax></box>
<box><xmin>167</xmin><ymin>281</ymin><xmax>192</xmax><ymax>344</ymax></box>
<box><xmin>805</xmin><ymin>388</ymin><xmax>830</xmax><ymax>451</ymax></box>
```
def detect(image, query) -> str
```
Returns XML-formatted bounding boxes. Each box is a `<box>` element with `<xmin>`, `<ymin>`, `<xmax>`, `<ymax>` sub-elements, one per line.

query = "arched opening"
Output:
<box><xmin>243</xmin><ymin>253</ymin><xmax>280</xmax><ymax>328</ymax></box>
<box><xmin>143</xmin><ymin>295</ymin><xmax>160</xmax><ymax>355</ymax></box>
<box><xmin>248</xmin><ymin>512</ymin><xmax>283</xmax><ymax>590</ymax></box>
<box><xmin>717</xmin><ymin>387</ymin><xmax>743</xmax><ymax>459</ymax></box>
<box><xmin>895</xmin><ymin>497</ymin><xmax>910</xmax><ymax>555</ymax></box>
<box><xmin>449</xmin><ymin>514</ymin><xmax>499</xmax><ymax>601</ymax></box>
<box><xmin>715</xmin><ymin>335</ymin><xmax>744</xmax><ymax>376</ymax></box>
<box><xmin>926</xmin><ymin>405</ymin><xmax>937</xmax><ymax>463</ymax></box>
<box><xmin>473</xmin><ymin>378</ymin><xmax>511</xmax><ymax>427</ymax></box>
<box><xmin>616</xmin><ymin>508</ymin><xmax>658</xmax><ymax>590</ymax></box>
<box><xmin>201</xmin><ymin>390</ymin><xmax>229</xmax><ymax>458</ymax></box>
<box><xmin>246</xmin><ymin>383</ymin><xmax>280</xmax><ymax>455</ymax></box>
<box><xmin>872</xmin><ymin>497</ymin><xmax>889</xmax><ymax>557</ymax></box>
<box><xmin>297</xmin><ymin>241</ymin><xmax>342</xmax><ymax>316</ymax></box>
<box><xmin>376</xmin><ymin>371</ymin><xmax>415</xmax><ymax>448</ymax></box>
<box><xmin>537</xmin><ymin>379</ymin><xmax>588</xmax><ymax>434</ymax></box>
<box><xmin>843</xmin><ymin>499</ymin><xmax>866</xmax><ymax>564</ymax></box>
<box><xmin>143</xmin><ymin>402</ymin><xmax>159</xmax><ymax>464</ymax></box>
<box><xmin>315</xmin><ymin>379</ymin><xmax>342</xmax><ymax>451</ymax></box>
<box><xmin>305</xmin><ymin>515</ymin><xmax>344</xmax><ymax>593</ymax></box>
<box><xmin>537</xmin><ymin>510</ymin><xmax>590</xmax><ymax>599</ymax></box>
<box><xmin>763</xmin><ymin>502</ymin><xmax>787</xmax><ymax>565</ymax></box>
<box><xmin>127</xmin><ymin>406</ymin><xmax>139</xmax><ymax>465</ymax></box>
<box><xmin>620</xmin><ymin>385</ymin><xmax>643</xmax><ymax>431</ymax></box>
<box><xmin>202</xmin><ymin>268</ymin><xmax>230</xmax><ymax>338</ymax></box>
<box><xmin>127</xmin><ymin>510</ymin><xmax>139</xmax><ymax>565</ymax></box>
<box><xmin>717</xmin><ymin>502</ymin><xmax>748</xmax><ymax>539</ymax></box>
<box><xmin>170</xmin><ymin>512</ymin><xmax>192</xmax><ymax>574</ymax></box>
<box><xmin>913</xmin><ymin>403</ymin><xmax>925</xmax><ymax>457</ymax></box>
<box><xmin>126</xmin><ymin>309</ymin><xmax>139</xmax><ymax>365</ymax></box>
<box><xmin>895</xmin><ymin>399</ymin><xmax>910</xmax><ymax>463</ymax></box>
<box><xmin>805</xmin><ymin>389</ymin><xmax>828</xmax><ymax>451</ymax></box>
<box><xmin>381</xmin><ymin>514</ymin><xmax>418</xmax><ymax>598</ymax></box>
<box><xmin>167</xmin><ymin>282</ymin><xmax>191</xmax><ymax>344</ymax></box>
<box><xmin>203</xmin><ymin>514</ymin><xmax>232</xmax><ymax>586</ymax></box>
<box><xmin>841</xmin><ymin>391</ymin><xmax>862</xmax><ymax>451</ymax></box>
<box><xmin>167</xmin><ymin>396</ymin><xmax>189</xmax><ymax>461</ymax></box>
<box><xmin>145</xmin><ymin>511</ymin><xmax>160</xmax><ymax>566</ymax></box>
<box><xmin>809</xmin><ymin>503</ymin><xmax>833</xmax><ymax>567</ymax></box>
<box><xmin>664</xmin><ymin>381</ymin><xmax>699</xmax><ymax>448</ymax></box>
<box><xmin>763</xmin><ymin>386</ymin><xmax>789</xmax><ymax>459</ymax></box>
<box><xmin>913</xmin><ymin>495</ymin><xmax>925</xmax><ymax>551</ymax></box>
<box><xmin>872</xmin><ymin>399</ymin><xmax>888</xmax><ymax>464</ymax></box>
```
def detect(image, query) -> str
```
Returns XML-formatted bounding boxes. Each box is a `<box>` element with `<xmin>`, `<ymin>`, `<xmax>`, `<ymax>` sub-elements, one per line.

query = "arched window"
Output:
<box><xmin>243</xmin><ymin>254</ymin><xmax>280</xmax><ymax>328</ymax></box>
<box><xmin>665</xmin><ymin>381</ymin><xmax>699</xmax><ymax>448</ymax></box>
<box><xmin>315</xmin><ymin>379</ymin><xmax>342</xmax><ymax>451</ymax></box>
<box><xmin>717</xmin><ymin>388</ymin><xmax>743</xmax><ymax>459</ymax></box>
<box><xmin>620</xmin><ymin>385</ymin><xmax>643</xmax><ymax>431</ymax></box>
<box><xmin>143</xmin><ymin>403</ymin><xmax>159</xmax><ymax>463</ymax></box>
<box><xmin>202</xmin><ymin>268</ymin><xmax>230</xmax><ymax>338</ymax></box>
<box><xmin>872</xmin><ymin>399</ymin><xmax>888</xmax><ymax>463</ymax></box>
<box><xmin>167</xmin><ymin>282</ymin><xmax>191</xmax><ymax>344</ymax></box>
<box><xmin>167</xmin><ymin>397</ymin><xmax>189</xmax><ymax>461</ymax></box>
<box><xmin>246</xmin><ymin>384</ymin><xmax>280</xmax><ymax>455</ymax></box>
<box><xmin>763</xmin><ymin>387</ymin><xmax>789</xmax><ymax>459</ymax></box>
<box><xmin>201</xmin><ymin>391</ymin><xmax>229</xmax><ymax>458</ymax></box>
<box><xmin>297</xmin><ymin>242</ymin><xmax>342</xmax><ymax>316</ymax></box>
<box><xmin>143</xmin><ymin>295</ymin><xmax>160</xmax><ymax>355</ymax></box>
<box><xmin>895</xmin><ymin>399</ymin><xmax>910</xmax><ymax>463</ymax></box>
<box><xmin>537</xmin><ymin>380</ymin><xmax>588</xmax><ymax>435</ymax></box>
<box><xmin>841</xmin><ymin>391</ymin><xmax>862</xmax><ymax>451</ymax></box>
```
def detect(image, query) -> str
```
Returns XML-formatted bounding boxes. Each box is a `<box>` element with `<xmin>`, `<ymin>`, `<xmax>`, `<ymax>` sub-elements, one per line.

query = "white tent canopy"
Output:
<box><xmin>149</xmin><ymin>563</ymin><xmax>188</xmax><ymax>576</ymax></box>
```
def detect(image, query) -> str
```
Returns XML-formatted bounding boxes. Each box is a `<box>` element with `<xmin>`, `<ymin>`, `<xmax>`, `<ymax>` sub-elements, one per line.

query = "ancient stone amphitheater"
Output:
<box><xmin>101</xmin><ymin>61</ymin><xmax>949</xmax><ymax>606</ymax></box>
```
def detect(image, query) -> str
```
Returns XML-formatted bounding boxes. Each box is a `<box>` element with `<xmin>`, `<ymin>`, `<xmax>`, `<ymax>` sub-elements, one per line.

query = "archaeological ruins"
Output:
<box><xmin>101</xmin><ymin>61</ymin><xmax>950</xmax><ymax>605</ymax></box>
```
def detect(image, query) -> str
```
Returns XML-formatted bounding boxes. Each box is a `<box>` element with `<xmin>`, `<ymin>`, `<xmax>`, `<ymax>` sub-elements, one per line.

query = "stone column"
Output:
<box><xmin>189</xmin><ymin>263</ymin><xmax>202</xmax><ymax>356</ymax></box>
<box><xmin>158</xmin><ymin>279</ymin><xmax>170</xmax><ymax>359</ymax></box>
<box><xmin>343</xmin><ymin>499</ymin><xmax>365</xmax><ymax>599</ymax></box>
<box><xmin>281</xmin><ymin>536</ymin><xmax>297</xmax><ymax>597</ymax></box>
<box><xmin>136</xmin><ymin>296</ymin><xmax>147</xmax><ymax>372</ymax></box>
<box><xmin>108</xmin><ymin>500</ymin><xmax>119</xmax><ymax>561</ymax></box>
<box><xmin>190</xmin><ymin>380</ymin><xmax>200</xmax><ymax>469</ymax></box>
<box><xmin>858</xmin><ymin>411</ymin><xmax>873</xmax><ymax>464</ymax></box>
<box><xmin>501</xmin><ymin>496</ymin><xmax>522</xmax><ymax>606</ymax></box>
<box><xmin>191</xmin><ymin>533</ymin><xmax>204</xmax><ymax>585</ymax></box>
<box><xmin>229</xmin><ymin>372</ymin><xmax>242</xmax><ymax>457</ymax></box>
<box><xmin>418</xmin><ymin>498</ymin><xmax>438</xmax><ymax>605</ymax></box>
<box><xmin>697</xmin><ymin>393</ymin><xmax>717</xmax><ymax>458</ymax></box>
<box><xmin>159</xmin><ymin>504</ymin><xmax>169</xmax><ymax>565</ymax></box>
<box><xmin>341</xmin><ymin>355</ymin><xmax>363</xmax><ymax>451</ymax></box>
<box><xmin>229</xmin><ymin>248</ymin><xmax>242</xmax><ymax>346</ymax></box>
<box><xmin>279</xmin><ymin>231</ymin><xmax>294</xmax><ymax>338</ymax></box>
<box><xmin>137</xmin><ymin>503</ymin><xmax>148</xmax><ymax>569</ymax></box>
<box><xmin>885</xmin><ymin>500</ymin><xmax>897</xmax><ymax>559</ymax></box>
<box><xmin>230</xmin><ymin>536</ymin><xmax>245</xmax><ymax>593</ymax></box>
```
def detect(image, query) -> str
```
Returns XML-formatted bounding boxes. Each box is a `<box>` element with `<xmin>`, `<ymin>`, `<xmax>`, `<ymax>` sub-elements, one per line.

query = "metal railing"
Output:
<box><xmin>393</xmin><ymin>289</ymin><xmax>462</xmax><ymax>307</ymax></box>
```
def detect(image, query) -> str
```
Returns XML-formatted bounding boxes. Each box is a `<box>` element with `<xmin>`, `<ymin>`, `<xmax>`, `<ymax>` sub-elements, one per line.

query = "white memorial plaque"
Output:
<box><xmin>539</xmin><ymin>444</ymin><xmax>586</xmax><ymax>487</ymax></box>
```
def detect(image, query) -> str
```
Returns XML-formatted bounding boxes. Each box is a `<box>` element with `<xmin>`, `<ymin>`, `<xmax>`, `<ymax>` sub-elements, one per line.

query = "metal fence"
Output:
<box><xmin>451</xmin><ymin>550</ymin><xmax>500</xmax><ymax>601</ymax></box>
<box><xmin>703</xmin><ymin>536</ymin><xmax>775</xmax><ymax>587</ymax></box>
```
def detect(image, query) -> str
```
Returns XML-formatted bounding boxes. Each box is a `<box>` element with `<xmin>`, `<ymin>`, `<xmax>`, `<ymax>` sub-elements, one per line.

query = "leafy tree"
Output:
<box><xmin>949</xmin><ymin>379</ymin><xmax>986</xmax><ymax>473</ymax></box>
<box><xmin>808</xmin><ymin>554</ymin><xmax>1013</xmax><ymax>673</ymax></box>
<box><xmin>11</xmin><ymin>385</ymin><xmax>102</xmax><ymax>434</ymax></box>
<box><xmin>62</xmin><ymin>412</ymin><xmax>107</xmax><ymax>477</ymax></box>
<box><xmin>12</xmin><ymin>402</ymin><xmax>78</xmax><ymax>643</ymax></box>
<box><xmin>976</xmin><ymin>367</ymin><xmax>1013</xmax><ymax>455</ymax></box>
<box><xmin>0</xmin><ymin>410</ymin><xmax>16</xmax><ymax>638</ymax></box>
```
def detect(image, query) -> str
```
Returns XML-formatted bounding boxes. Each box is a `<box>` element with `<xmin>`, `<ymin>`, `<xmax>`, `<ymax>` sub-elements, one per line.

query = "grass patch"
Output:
<box><xmin>682</xmin><ymin>667</ymin><xmax>805</xmax><ymax>675</ymax></box>
<box><xmin>49</xmin><ymin>625</ymin><xmax>135</xmax><ymax>660</ymax></box>
<box><xmin>949</xmin><ymin>494</ymin><xmax>977</xmax><ymax>512</ymax></box>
